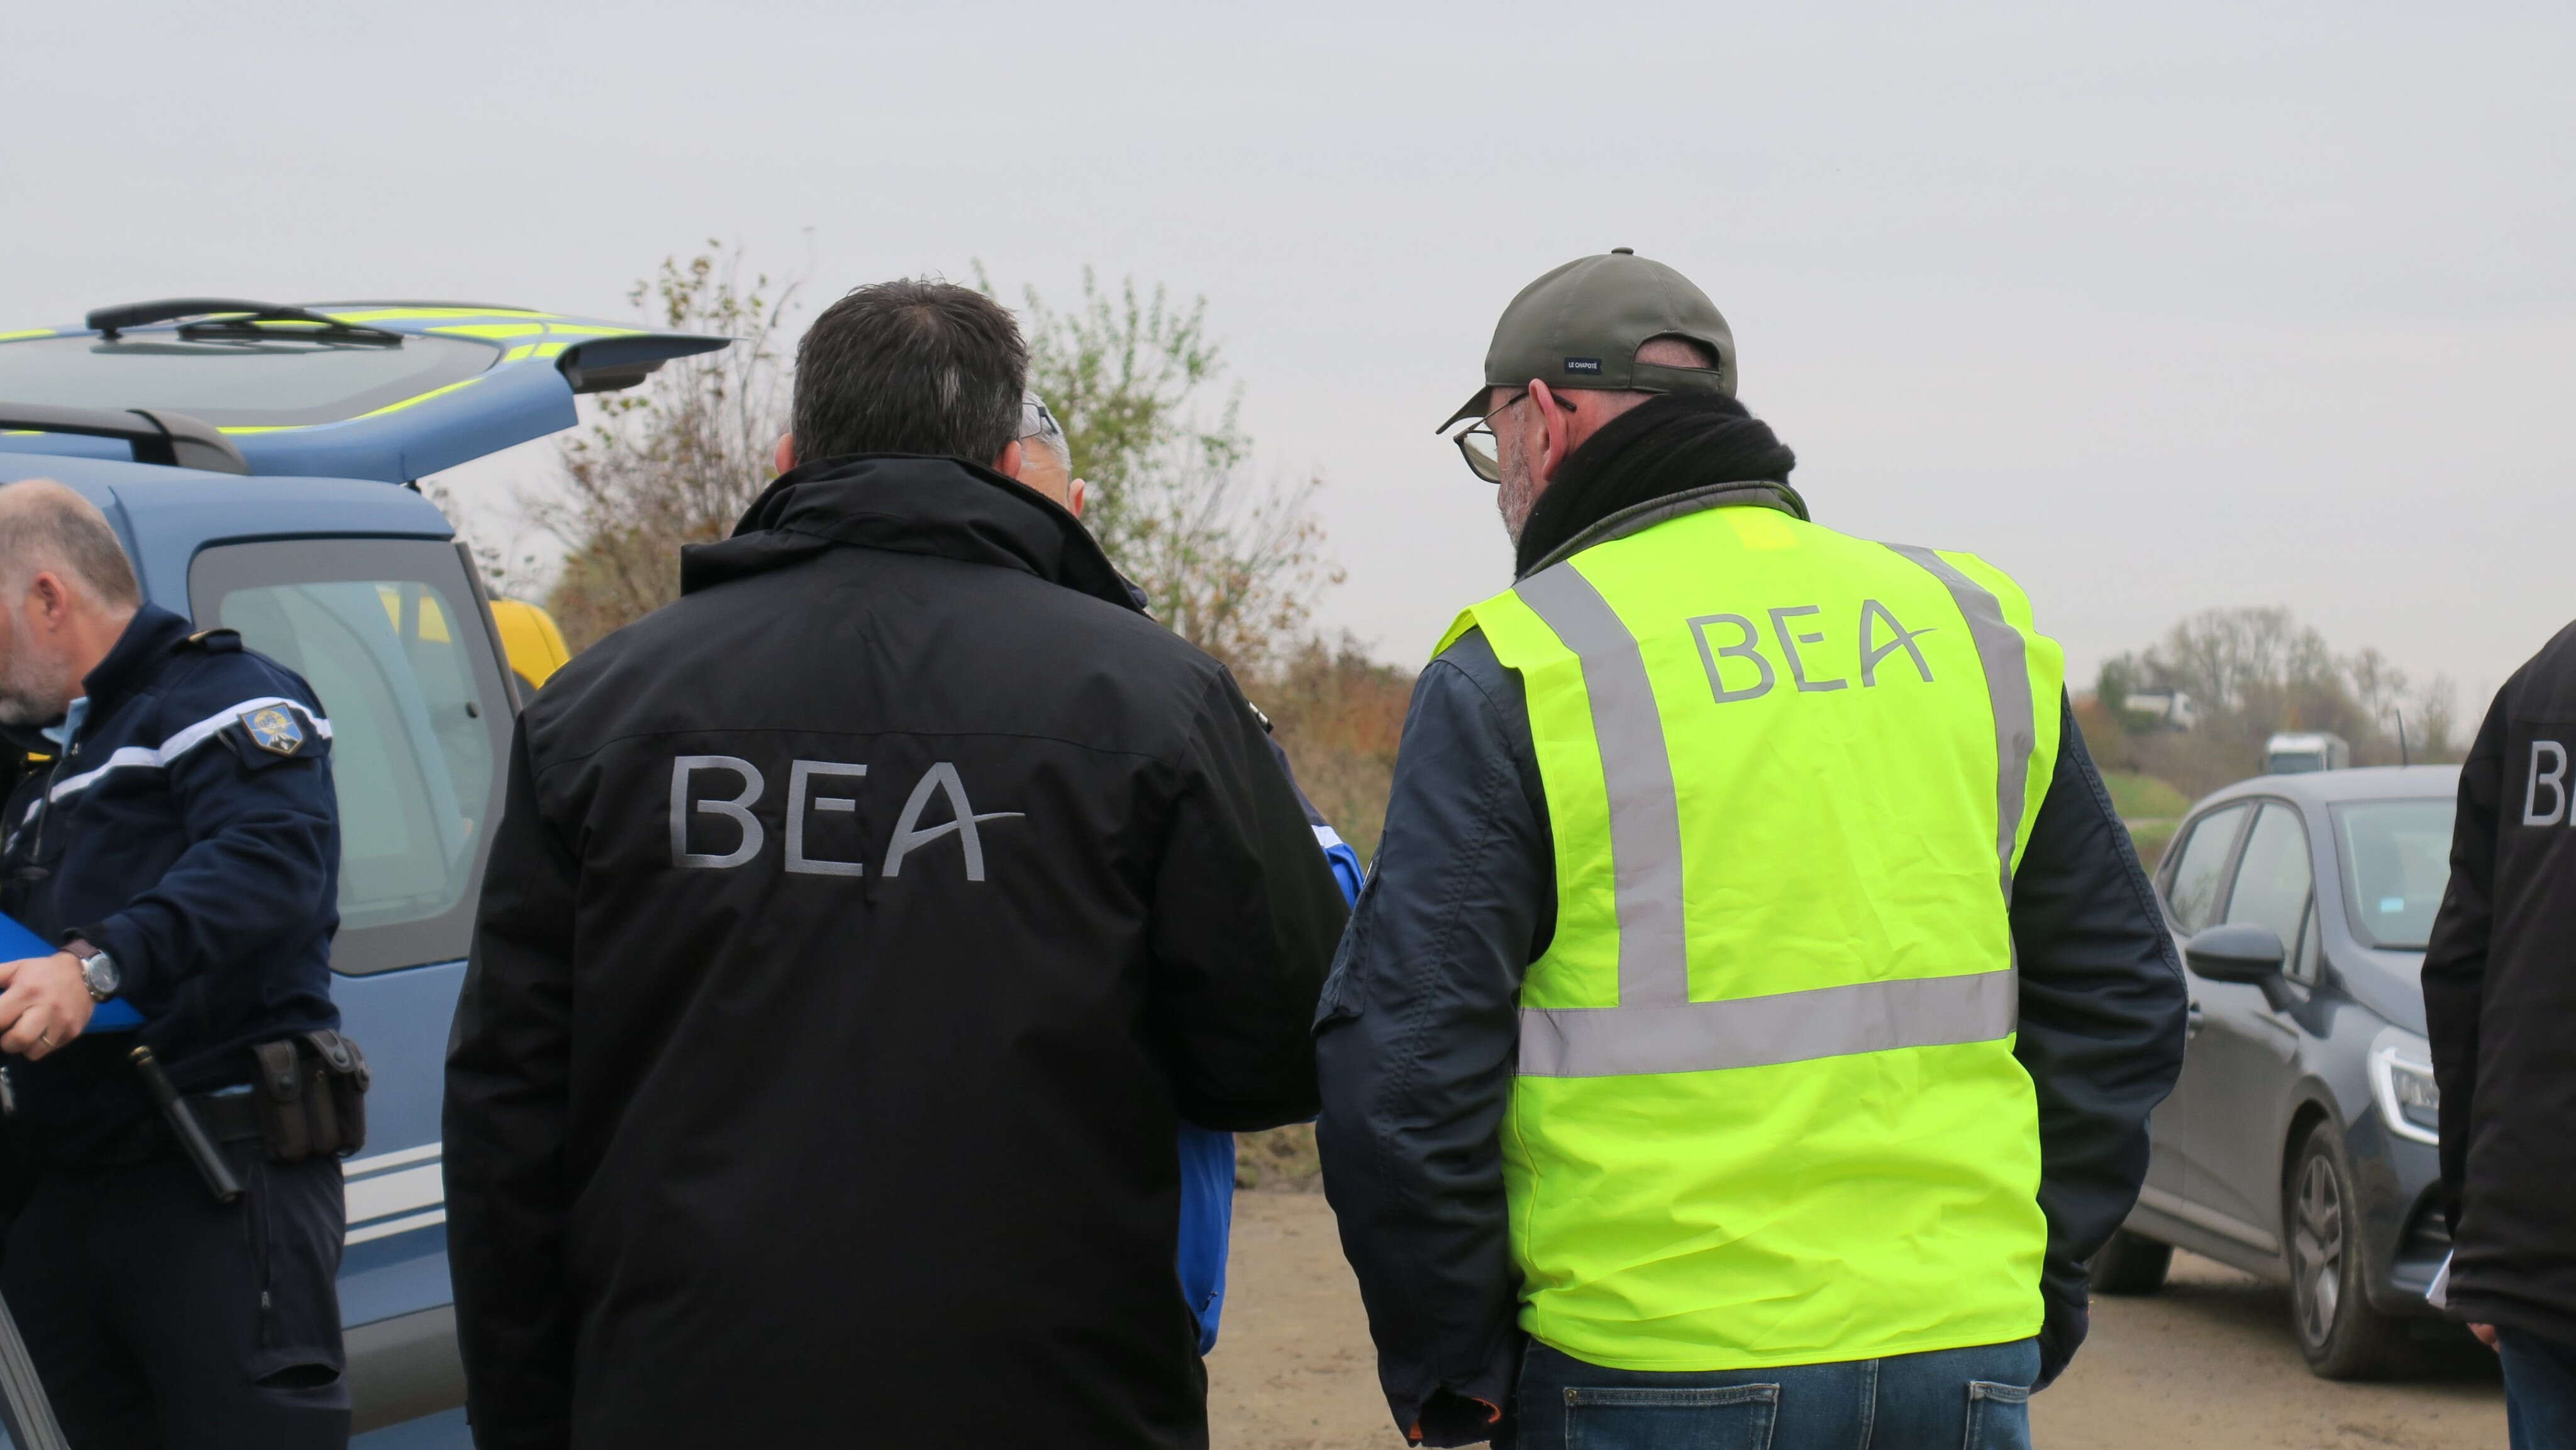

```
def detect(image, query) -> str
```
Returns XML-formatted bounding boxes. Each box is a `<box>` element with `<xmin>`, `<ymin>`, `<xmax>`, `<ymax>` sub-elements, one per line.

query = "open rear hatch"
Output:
<box><xmin>0</xmin><ymin>299</ymin><xmax>728</xmax><ymax>482</ymax></box>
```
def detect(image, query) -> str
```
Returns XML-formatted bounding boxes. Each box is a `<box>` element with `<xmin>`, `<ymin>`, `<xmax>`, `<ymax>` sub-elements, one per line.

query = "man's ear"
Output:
<box><xmin>1067</xmin><ymin>479</ymin><xmax>1087</xmax><ymax>520</ymax></box>
<box><xmin>1530</xmin><ymin>380</ymin><xmax>1575</xmax><ymax>485</ymax></box>
<box><xmin>25</xmin><ymin>572</ymin><xmax>70</xmax><ymax>628</ymax></box>
<box><xmin>994</xmin><ymin>439</ymin><xmax>1026</xmax><ymax>481</ymax></box>
<box><xmin>772</xmin><ymin>433</ymin><xmax>795</xmax><ymax>476</ymax></box>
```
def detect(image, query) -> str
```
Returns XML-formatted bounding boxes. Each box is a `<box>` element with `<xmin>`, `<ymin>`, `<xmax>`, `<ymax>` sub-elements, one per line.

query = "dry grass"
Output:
<box><xmin>1250</xmin><ymin>636</ymin><xmax>1414</xmax><ymax>864</ymax></box>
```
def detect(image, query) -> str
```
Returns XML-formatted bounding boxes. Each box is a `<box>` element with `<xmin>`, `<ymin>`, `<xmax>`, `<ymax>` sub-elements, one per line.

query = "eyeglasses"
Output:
<box><xmin>1451</xmin><ymin>389</ymin><xmax>1544</xmax><ymax>484</ymax></box>
<box><xmin>1020</xmin><ymin>395</ymin><xmax>1065</xmax><ymax>446</ymax></box>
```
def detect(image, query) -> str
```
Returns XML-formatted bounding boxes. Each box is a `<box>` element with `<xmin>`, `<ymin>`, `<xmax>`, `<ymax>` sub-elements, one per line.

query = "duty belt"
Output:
<box><xmin>27</xmin><ymin>1088</ymin><xmax>262</xmax><ymax>1169</ymax></box>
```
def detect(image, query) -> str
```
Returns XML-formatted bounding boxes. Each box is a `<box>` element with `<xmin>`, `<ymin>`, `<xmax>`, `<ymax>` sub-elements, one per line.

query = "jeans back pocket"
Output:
<box><xmin>1962</xmin><ymin>1380</ymin><xmax>2031</xmax><ymax>1450</ymax></box>
<box><xmin>1563</xmin><ymin>1383</ymin><xmax>1779</xmax><ymax>1450</ymax></box>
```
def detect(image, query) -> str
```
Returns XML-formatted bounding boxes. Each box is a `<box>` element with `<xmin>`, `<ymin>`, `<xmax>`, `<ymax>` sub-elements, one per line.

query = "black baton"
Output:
<box><xmin>130</xmin><ymin>1047</ymin><xmax>242</xmax><ymax>1203</ymax></box>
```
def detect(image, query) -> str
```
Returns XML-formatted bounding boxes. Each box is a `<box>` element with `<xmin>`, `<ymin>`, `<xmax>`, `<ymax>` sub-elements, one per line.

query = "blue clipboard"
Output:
<box><xmin>0</xmin><ymin>913</ymin><xmax>143</xmax><ymax>1031</ymax></box>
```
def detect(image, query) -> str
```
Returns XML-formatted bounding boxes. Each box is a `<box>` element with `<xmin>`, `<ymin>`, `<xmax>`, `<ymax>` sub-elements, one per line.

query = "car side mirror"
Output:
<box><xmin>2185</xmin><ymin>922</ymin><xmax>2287</xmax><ymax>983</ymax></box>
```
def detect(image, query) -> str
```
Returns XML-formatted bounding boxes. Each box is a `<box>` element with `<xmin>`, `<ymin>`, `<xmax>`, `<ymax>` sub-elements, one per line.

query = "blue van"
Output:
<box><xmin>0</xmin><ymin>299</ymin><xmax>726</xmax><ymax>1446</ymax></box>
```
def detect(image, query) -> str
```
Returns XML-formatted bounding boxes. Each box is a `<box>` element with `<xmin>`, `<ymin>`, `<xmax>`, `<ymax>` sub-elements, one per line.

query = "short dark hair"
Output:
<box><xmin>791</xmin><ymin>279</ymin><xmax>1028</xmax><ymax>466</ymax></box>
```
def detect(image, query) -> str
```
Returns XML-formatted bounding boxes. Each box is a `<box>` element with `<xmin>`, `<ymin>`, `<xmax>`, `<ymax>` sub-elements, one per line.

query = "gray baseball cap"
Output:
<box><xmin>1437</xmin><ymin>248</ymin><xmax>1736</xmax><ymax>431</ymax></box>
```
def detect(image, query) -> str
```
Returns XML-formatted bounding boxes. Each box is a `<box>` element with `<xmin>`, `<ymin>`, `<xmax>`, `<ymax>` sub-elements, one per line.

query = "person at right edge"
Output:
<box><xmin>2424</xmin><ymin>635</ymin><xmax>2576</xmax><ymax>1450</ymax></box>
<box><xmin>1314</xmin><ymin>250</ymin><xmax>2189</xmax><ymax>1449</ymax></box>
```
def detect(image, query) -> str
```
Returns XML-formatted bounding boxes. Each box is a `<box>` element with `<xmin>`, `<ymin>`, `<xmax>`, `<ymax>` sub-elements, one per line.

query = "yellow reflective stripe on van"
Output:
<box><xmin>216</xmin><ymin>376</ymin><xmax>486</xmax><ymax>434</ymax></box>
<box><xmin>428</xmin><ymin>323</ymin><xmax>549</xmax><ymax>340</ymax></box>
<box><xmin>353</xmin><ymin>377</ymin><xmax>480</xmax><ymax>419</ymax></box>
<box><xmin>426</xmin><ymin>322</ymin><xmax>640</xmax><ymax>341</ymax></box>
<box><xmin>0</xmin><ymin>329</ymin><xmax>57</xmax><ymax>342</ymax></box>
<box><xmin>319</xmin><ymin>308</ymin><xmax>560</xmax><ymax>323</ymax></box>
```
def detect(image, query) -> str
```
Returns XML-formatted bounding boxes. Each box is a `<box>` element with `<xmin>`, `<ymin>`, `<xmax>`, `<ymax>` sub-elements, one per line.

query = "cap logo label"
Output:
<box><xmin>1563</xmin><ymin>357</ymin><xmax>1604</xmax><ymax>375</ymax></box>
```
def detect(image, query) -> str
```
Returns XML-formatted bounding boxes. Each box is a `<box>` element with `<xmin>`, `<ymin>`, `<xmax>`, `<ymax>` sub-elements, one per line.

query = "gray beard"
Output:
<box><xmin>1497</xmin><ymin>467</ymin><xmax>1541</xmax><ymax>550</ymax></box>
<box><xmin>0</xmin><ymin>655</ymin><xmax>67</xmax><ymax>727</ymax></box>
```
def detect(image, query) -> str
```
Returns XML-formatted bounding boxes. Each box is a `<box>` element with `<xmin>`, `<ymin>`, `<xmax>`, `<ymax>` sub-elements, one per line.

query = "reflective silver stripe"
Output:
<box><xmin>1521</xmin><ymin>969</ymin><xmax>2018</xmax><ymax>1077</ymax></box>
<box><xmin>1508</xmin><ymin>545</ymin><xmax>2036</xmax><ymax>1079</ymax></box>
<box><xmin>1885</xmin><ymin>545</ymin><xmax>2034</xmax><ymax>902</ymax></box>
<box><xmin>1514</xmin><ymin>564</ymin><xmax>1689</xmax><ymax>1008</ymax></box>
<box><xmin>45</xmin><ymin>697</ymin><xmax>333</xmax><ymax>806</ymax></box>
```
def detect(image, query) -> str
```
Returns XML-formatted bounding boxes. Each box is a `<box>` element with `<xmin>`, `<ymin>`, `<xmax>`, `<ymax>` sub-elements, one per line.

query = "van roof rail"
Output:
<box><xmin>0</xmin><ymin>404</ymin><xmax>249</xmax><ymax>474</ymax></box>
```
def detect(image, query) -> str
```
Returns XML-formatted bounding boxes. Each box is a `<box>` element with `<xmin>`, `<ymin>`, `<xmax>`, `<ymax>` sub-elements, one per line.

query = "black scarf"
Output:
<box><xmin>1514</xmin><ymin>391</ymin><xmax>1803</xmax><ymax>577</ymax></box>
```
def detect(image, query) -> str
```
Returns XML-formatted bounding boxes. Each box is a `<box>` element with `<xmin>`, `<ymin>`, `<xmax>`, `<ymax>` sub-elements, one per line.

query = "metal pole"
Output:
<box><xmin>0</xmin><ymin>1290</ymin><xmax>70</xmax><ymax>1450</ymax></box>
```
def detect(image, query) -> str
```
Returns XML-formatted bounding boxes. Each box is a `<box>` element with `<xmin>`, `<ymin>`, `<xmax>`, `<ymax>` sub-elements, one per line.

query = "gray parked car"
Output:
<box><xmin>2091</xmin><ymin>765</ymin><xmax>2457</xmax><ymax>1378</ymax></box>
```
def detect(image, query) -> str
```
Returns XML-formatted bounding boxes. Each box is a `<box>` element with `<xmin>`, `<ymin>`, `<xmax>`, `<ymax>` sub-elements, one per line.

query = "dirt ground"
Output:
<box><xmin>1207</xmin><ymin>1191</ymin><xmax>2507</xmax><ymax>1450</ymax></box>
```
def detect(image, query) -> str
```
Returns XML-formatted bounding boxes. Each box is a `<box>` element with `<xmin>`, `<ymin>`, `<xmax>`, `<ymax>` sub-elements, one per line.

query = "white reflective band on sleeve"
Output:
<box><xmin>1513</xmin><ymin>563</ymin><xmax>1691</xmax><ymax>1008</ymax></box>
<box><xmin>45</xmin><ymin>697</ymin><xmax>331</xmax><ymax>806</ymax></box>
<box><xmin>1519</xmin><ymin>969</ymin><xmax>2017</xmax><ymax>1078</ymax></box>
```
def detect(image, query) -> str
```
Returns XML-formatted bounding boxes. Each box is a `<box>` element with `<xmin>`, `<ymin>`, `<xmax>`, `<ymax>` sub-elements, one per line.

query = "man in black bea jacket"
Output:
<box><xmin>2426</xmin><ymin>627</ymin><xmax>2576</xmax><ymax>1447</ymax></box>
<box><xmin>443</xmin><ymin>280</ymin><xmax>1349</xmax><ymax>1449</ymax></box>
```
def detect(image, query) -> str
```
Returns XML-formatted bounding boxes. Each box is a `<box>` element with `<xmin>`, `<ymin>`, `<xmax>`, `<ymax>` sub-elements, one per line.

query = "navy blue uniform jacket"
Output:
<box><xmin>0</xmin><ymin>603</ymin><xmax>340</xmax><ymax>1148</ymax></box>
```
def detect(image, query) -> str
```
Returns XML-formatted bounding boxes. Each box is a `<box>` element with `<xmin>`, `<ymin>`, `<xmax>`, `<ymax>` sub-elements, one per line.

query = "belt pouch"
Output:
<box><xmin>302</xmin><ymin>1029</ymin><xmax>369</xmax><ymax>1157</ymax></box>
<box><xmin>252</xmin><ymin>1039</ymin><xmax>316</xmax><ymax>1163</ymax></box>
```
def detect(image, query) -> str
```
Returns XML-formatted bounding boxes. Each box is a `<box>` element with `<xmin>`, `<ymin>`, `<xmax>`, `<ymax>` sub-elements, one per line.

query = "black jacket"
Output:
<box><xmin>1</xmin><ymin>603</ymin><xmax>339</xmax><ymax>1151</ymax></box>
<box><xmin>1314</xmin><ymin>486</ymin><xmax>2184</xmax><ymax>1446</ymax></box>
<box><xmin>2423</xmin><ymin>623</ymin><xmax>2576</xmax><ymax>1346</ymax></box>
<box><xmin>442</xmin><ymin>455</ymin><xmax>1348</xmax><ymax>1450</ymax></box>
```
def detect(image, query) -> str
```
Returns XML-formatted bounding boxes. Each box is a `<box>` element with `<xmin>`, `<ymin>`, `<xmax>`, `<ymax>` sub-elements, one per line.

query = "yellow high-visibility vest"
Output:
<box><xmin>1439</xmin><ymin>499</ymin><xmax>2064</xmax><ymax>1371</ymax></box>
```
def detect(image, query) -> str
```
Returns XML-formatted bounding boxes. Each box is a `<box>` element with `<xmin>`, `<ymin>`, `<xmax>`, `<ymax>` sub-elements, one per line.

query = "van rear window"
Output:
<box><xmin>0</xmin><ymin>333</ymin><xmax>496</xmax><ymax>428</ymax></box>
<box><xmin>191</xmin><ymin>539</ymin><xmax>511</xmax><ymax>973</ymax></box>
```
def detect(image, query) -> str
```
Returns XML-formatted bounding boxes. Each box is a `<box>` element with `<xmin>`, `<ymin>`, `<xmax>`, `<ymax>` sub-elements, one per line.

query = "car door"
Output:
<box><xmin>2184</xmin><ymin>800</ymin><xmax>2319</xmax><ymax>1252</ymax></box>
<box><xmin>2149</xmin><ymin>800</ymin><xmax>2255</xmax><ymax>1207</ymax></box>
<box><xmin>190</xmin><ymin>538</ymin><xmax>513</xmax><ymax>1442</ymax></box>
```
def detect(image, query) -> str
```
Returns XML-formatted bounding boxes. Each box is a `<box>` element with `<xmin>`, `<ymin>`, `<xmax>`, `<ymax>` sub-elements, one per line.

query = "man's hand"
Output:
<box><xmin>0</xmin><ymin>952</ymin><xmax>96</xmax><ymax>1061</ymax></box>
<box><xmin>2470</xmin><ymin>1322</ymin><xmax>2501</xmax><ymax>1352</ymax></box>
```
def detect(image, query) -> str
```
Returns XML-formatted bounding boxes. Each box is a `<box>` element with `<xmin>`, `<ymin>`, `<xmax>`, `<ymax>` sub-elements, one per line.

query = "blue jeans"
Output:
<box><xmin>1514</xmin><ymin>1337</ymin><xmax>2040</xmax><ymax>1450</ymax></box>
<box><xmin>2502</xmin><ymin>1327</ymin><xmax>2576</xmax><ymax>1450</ymax></box>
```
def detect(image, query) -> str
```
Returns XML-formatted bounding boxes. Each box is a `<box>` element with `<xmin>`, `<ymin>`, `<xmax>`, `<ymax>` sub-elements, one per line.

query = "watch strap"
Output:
<box><xmin>64</xmin><ymin>939</ymin><xmax>115</xmax><ymax>1002</ymax></box>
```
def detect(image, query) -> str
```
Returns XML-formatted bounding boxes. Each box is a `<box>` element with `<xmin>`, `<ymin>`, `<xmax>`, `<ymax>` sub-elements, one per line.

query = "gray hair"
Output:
<box><xmin>1019</xmin><ymin>393</ymin><xmax>1072</xmax><ymax>472</ymax></box>
<box><xmin>0</xmin><ymin>479</ymin><xmax>141</xmax><ymax>608</ymax></box>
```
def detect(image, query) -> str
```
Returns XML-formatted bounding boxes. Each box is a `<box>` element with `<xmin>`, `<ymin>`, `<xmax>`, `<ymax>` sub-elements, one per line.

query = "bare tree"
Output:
<box><xmin>534</xmin><ymin>245</ymin><xmax>797</xmax><ymax>651</ymax></box>
<box><xmin>982</xmin><ymin>265</ymin><xmax>1340</xmax><ymax>673</ymax></box>
<box><xmin>2096</xmin><ymin>606</ymin><xmax>2458</xmax><ymax>795</ymax></box>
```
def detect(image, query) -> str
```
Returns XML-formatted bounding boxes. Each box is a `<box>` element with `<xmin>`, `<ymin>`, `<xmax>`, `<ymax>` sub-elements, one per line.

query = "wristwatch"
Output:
<box><xmin>64</xmin><ymin>940</ymin><xmax>119</xmax><ymax>1003</ymax></box>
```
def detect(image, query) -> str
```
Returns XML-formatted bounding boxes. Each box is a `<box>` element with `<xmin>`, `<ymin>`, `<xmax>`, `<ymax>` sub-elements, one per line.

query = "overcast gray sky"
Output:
<box><xmin>7</xmin><ymin>3</ymin><xmax>2569</xmax><ymax>719</ymax></box>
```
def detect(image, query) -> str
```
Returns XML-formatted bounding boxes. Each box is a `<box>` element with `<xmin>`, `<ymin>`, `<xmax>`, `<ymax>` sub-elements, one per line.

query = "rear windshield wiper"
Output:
<box><xmin>85</xmin><ymin>298</ymin><xmax>404</xmax><ymax>347</ymax></box>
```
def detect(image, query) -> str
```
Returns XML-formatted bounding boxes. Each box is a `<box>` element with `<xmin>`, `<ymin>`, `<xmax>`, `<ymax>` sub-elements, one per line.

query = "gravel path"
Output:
<box><xmin>1207</xmin><ymin>1191</ymin><xmax>2506</xmax><ymax>1449</ymax></box>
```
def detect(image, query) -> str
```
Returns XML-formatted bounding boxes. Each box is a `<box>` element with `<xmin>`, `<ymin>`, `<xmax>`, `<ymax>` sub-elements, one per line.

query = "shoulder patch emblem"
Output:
<box><xmin>244</xmin><ymin>706</ymin><xmax>305</xmax><ymax>757</ymax></box>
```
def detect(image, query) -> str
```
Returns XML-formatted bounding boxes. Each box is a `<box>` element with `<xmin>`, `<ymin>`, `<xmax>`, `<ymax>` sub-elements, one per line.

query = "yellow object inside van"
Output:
<box><xmin>487</xmin><ymin>598</ymin><xmax>573</xmax><ymax>695</ymax></box>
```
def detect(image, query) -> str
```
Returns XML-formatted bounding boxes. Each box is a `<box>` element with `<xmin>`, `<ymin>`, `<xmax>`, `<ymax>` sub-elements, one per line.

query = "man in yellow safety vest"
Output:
<box><xmin>1314</xmin><ymin>250</ymin><xmax>2189</xmax><ymax>1449</ymax></box>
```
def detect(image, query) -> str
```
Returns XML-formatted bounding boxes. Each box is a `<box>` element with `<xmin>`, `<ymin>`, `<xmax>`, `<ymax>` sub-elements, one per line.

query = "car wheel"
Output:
<box><xmin>2287</xmin><ymin>1123</ymin><xmax>2413</xmax><ymax>1379</ymax></box>
<box><xmin>2089</xmin><ymin>1229</ymin><xmax>2174</xmax><ymax>1295</ymax></box>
